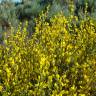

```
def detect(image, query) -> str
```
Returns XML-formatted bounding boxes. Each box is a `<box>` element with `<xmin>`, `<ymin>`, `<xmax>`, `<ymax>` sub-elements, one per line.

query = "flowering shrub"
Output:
<box><xmin>0</xmin><ymin>12</ymin><xmax>96</xmax><ymax>96</ymax></box>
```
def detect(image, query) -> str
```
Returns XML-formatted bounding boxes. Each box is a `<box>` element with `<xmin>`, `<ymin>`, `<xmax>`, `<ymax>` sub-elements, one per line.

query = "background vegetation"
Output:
<box><xmin>0</xmin><ymin>0</ymin><xmax>96</xmax><ymax>33</ymax></box>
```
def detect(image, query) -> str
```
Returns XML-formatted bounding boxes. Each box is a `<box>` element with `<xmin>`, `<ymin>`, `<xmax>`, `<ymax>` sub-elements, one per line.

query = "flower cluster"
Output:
<box><xmin>0</xmin><ymin>12</ymin><xmax>96</xmax><ymax>96</ymax></box>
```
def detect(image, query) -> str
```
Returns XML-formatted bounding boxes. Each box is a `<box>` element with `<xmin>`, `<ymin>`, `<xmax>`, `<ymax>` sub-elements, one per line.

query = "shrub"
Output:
<box><xmin>0</xmin><ymin>12</ymin><xmax>96</xmax><ymax>96</ymax></box>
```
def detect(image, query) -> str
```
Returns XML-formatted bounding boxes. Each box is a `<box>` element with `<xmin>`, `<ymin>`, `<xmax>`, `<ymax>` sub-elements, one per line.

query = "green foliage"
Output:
<box><xmin>47</xmin><ymin>1</ymin><xmax>62</xmax><ymax>18</ymax></box>
<box><xmin>74</xmin><ymin>0</ymin><xmax>96</xmax><ymax>16</ymax></box>
<box><xmin>1</xmin><ymin>0</ymin><xmax>96</xmax><ymax>34</ymax></box>
<box><xmin>0</xmin><ymin>0</ymin><xmax>18</xmax><ymax>32</ymax></box>
<box><xmin>0</xmin><ymin>12</ymin><xmax>96</xmax><ymax>95</ymax></box>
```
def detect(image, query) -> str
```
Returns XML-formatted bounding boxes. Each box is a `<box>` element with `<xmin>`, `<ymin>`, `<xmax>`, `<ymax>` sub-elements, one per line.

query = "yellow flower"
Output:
<box><xmin>0</xmin><ymin>85</ymin><xmax>3</xmax><ymax>91</ymax></box>
<box><xmin>6</xmin><ymin>68</ymin><xmax>11</xmax><ymax>78</ymax></box>
<box><xmin>40</xmin><ymin>57</ymin><xmax>46</xmax><ymax>65</ymax></box>
<box><xmin>0</xmin><ymin>70</ymin><xmax>2</xmax><ymax>73</ymax></box>
<box><xmin>79</xmin><ymin>94</ymin><xmax>86</xmax><ymax>96</ymax></box>
<box><xmin>71</xmin><ymin>85</ymin><xmax>76</xmax><ymax>90</ymax></box>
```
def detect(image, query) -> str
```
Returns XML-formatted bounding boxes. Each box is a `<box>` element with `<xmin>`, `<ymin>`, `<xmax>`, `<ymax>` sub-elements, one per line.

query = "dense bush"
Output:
<box><xmin>0</xmin><ymin>11</ymin><xmax>96</xmax><ymax>96</ymax></box>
